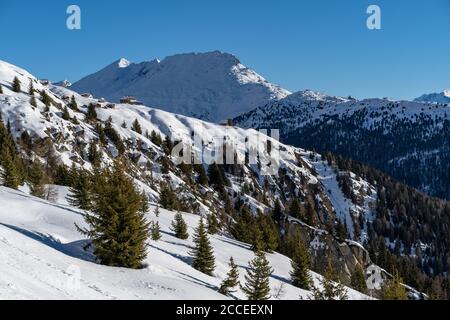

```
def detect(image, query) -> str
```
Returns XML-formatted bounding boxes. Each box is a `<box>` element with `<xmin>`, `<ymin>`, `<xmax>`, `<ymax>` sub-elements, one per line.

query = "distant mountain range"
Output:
<box><xmin>234</xmin><ymin>89</ymin><xmax>450</xmax><ymax>200</ymax></box>
<box><xmin>70</xmin><ymin>51</ymin><xmax>290</xmax><ymax>122</ymax></box>
<box><xmin>415</xmin><ymin>90</ymin><xmax>450</xmax><ymax>104</ymax></box>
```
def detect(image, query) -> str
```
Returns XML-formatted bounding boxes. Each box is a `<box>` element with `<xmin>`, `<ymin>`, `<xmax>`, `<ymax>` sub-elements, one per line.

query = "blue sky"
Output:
<box><xmin>1</xmin><ymin>0</ymin><xmax>449</xmax><ymax>100</ymax></box>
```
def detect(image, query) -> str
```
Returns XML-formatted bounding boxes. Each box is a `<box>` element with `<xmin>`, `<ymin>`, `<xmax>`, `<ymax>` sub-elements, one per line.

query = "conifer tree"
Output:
<box><xmin>28</xmin><ymin>80</ymin><xmax>35</xmax><ymax>95</ymax></box>
<box><xmin>12</xmin><ymin>76</ymin><xmax>21</xmax><ymax>92</ymax></box>
<box><xmin>219</xmin><ymin>257</ymin><xmax>240</xmax><ymax>296</ymax></box>
<box><xmin>69</xmin><ymin>95</ymin><xmax>78</xmax><ymax>111</ymax></box>
<box><xmin>28</xmin><ymin>161</ymin><xmax>46</xmax><ymax>198</ymax></box>
<box><xmin>241</xmin><ymin>251</ymin><xmax>273</xmax><ymax>300</ymax></box>
<box><xmin>272</xmin><ymin>200</ymin><xmax>283</xmax><ymax>223</ymax></box>
<box><xmin>150</xmin><ymin>221</ymin><xmax>162</xmax><ymax>241</ymax></box>
<box><xmin>86</xmin><ymin>103</ymin><xmax>97</xmax><ymax>121</ymax></box>
<box><xmin>40</xmin><ymin>90</ymin><xmax>52</xmax><ymax>107</ymax></box>
<box><xmin>190</xmin><ymin>218</ymin><xmax>216</xmax><ymax>275</ymax></box>
<box><xmin>0</xmin><ymin>147</ymin><xmax>20</xmax><ymax>189</ymax></box>
<box><xmin>159</xmin><ymin>183</ymin><xmax>180</xmax><ymax>210</ymax></box>
<box><xmin>207</xmin><ymin>212</ymin><xmax>220</xmax><ymax>235</ymax></box>
<box><xmin>77</xmin><ymin>159</ymin><xmax>150</xmax><ymax>268</ymax></box>
<box><xmin>87</xmin><ymin>141</ymin><xmax>101</xmax><ymax>166</ymax></box>
<box><xmin>67</xmin><ymin>168</ymin><xmax>92</xmax><ymax>210</ymax></box>
<box><xmin>132</xmin><ymin>119</ymin><xmax>142</xmax><ymax>134</ymax></box>
<box><xmin>304</xmin><ymin>199</ymin><xmax>317</xmax><ymax>226</ymax></box>
<box><xmin>154</xmin><ymin>205</ymin><xmax>160</xmax><ymax>217</ymax></box>
<box><xmin>170</xmin><ymin>211</ymin><xmax>189</xmax><ymax>239</ymax></box>
<box><xmin>311</xmin><ymin>259</ymin><xmax>348</xmax><ymax>300</ymax></box>
<box><xmin>381</xmin><ymin>270</ymin><xmax>408</xmax><ymax>300</ymax></box>
<box><xmin>0</xmin><ymin>84</ymin><xmax>3</xmax><ymax>94</ymax></box>
<box><xmin>290</xmin><ymin>239</ymin><xmax>313</xmax><ymax>290</ymax></box>
<box><xmin>163</xmin><ymin>135</ymin><xmax>173</xmax><ymax>155</ymax></box>
<box><xmin>30</xmin><ymin>96</ymin><xmax>37</xmax><ymax>108</ymax></box>
<box><xmin>288</xmin><ymin>198</ymin><xmax>302</xmax><ymax>219</ymax></box>
<box><xmin>351</xmin><ymin>265</ymin><xmax>368</xmax><ymax>294</ymax></box>
<box><xmin>62</xmin><ymin>106</ymin><xmax>71</xmax><ymax>120</ymax></box>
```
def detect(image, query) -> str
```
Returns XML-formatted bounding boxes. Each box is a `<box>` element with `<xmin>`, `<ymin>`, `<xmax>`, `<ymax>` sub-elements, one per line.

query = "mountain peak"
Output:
<box><xmin>70</xmin><ymin>51</ymin><xmax>290</xmax><ymax>122</ymax></box>
<box><xmin>117</xmin><ymin>58</ymin><xmax>131</xmax><ymax>68</ymax></box>
<box><xmin>414</xmin><ymin>90</ymin><xmax>450</xmax><ymax>104</ymax></box>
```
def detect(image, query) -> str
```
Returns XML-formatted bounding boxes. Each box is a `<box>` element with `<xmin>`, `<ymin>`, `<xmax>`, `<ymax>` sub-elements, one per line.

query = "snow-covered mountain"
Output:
<box><xmin>414</xmin><ymin>90</ymin><xmax>450</xmax><ymax>104</ymax></box>
<box><xmin>234</xmin><ymin>89</ymin><xmax>450</xmax><ymax>199</ymax></box>
<box><xmin>70</xmin><ymin>51</ymin><xmax>291</xmax><ymax>122</ymax></box>
<box><xmin>0</xmin><ymin>59</ymin><xmax>432</xmax><ymax>299</ymax></box>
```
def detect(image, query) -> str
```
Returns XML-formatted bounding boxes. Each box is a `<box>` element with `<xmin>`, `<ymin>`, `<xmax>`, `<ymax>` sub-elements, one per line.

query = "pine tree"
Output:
<box><xmin>87</xmin><ymin>141</ymin><xmax>101</xmax><ymax>166</ymax></box>
<box><xmin>159</xmin><ymin>183</ymin><xmax>180</xmax><ymax>210</ymax></box>
<box><xmin>132</xmin><ymin>119</ymin><xmax>142</xmax><ymax>134</ymax></box>
<box><xmin>150</xmin><ymin>221</ymin><xmax>162</xmax><ymax>241</ymax></box>
<box><xmin>290</xmin><ymin>240</ymin><xmax>312</xmax><ymax>290</ymax></box>
<box><xmin>69</xmin><ymin>95</ymin><xmax>78</xmax><ymax>111</ymax></box>
<box><xmin>311</xmin><ymin>259</ymin><xmax>348</xmax><ymax>300</ymax></box>
<box><xmin>207</xmin><ymin>212</ymin><xmax>220</xmax><ymax>235</ymax></box>
<box><xmin>30</xmin><ymin>96</ymin><xmax>37</xmax><ymax>108</ymax></box>
<box><xmin>12</xmin><ymin>76</ymin><xmax>21</xmax><ymax>92</ymax></box>
<box><xmin>28</xmin><ymin>80</ymin><xmax>35</xmax><ymax>95</ymax></box>
<box><xmin>0</xmin><ymin>147</ymin><xmax>20</xmax><ymax>189</ymax></box>
<box><xmin>28</xmin><ymin>161</ymin><xmax>46</xmax><ymax>198</ymax></box>
<box><xmin>207</xmin><ymin>162</ymin><xmax>225</xmax><ymax>191</ymax></box>
<box><xmin>194</xmin><ymin>164</ymin><xmax>208</xmax><ymax>186</ymax></box>
<box><xmin>190</xmin><ymin>218</ymin><xmax>216</xmax><ymax>275</ymax></box>
<box><xmin>381</xmin><ymin>270</ymin><xmax>408</xmax><ymax>300</ymax></box>
<box><xmin>219</xmin><ymin>257</ymin><xmax>240</xmax><ymax>296</ymax></box>
<box><xmin>351</xmin><ymin>265</ymin><xmax>368</xmax><ymax>294</ymax></box>
<box><xmin>241</xmin><ymin>251</ymin><xmax>273</xmax><ymax>300</ymax></box>
<box><xmin>0</xmin><ymin>84</ymin><xmax>3</xmax><ymax>94</ymax></box>
<box><xmin>163</xmin><ymin>135</ymin><xmax>173</xmax><ymax>155</ymax></box>
<box><xmin>154</xmin><ymin>205</ymin><xmax>160</xmax><ymax>217</ymax></box>
<box><xmin>40</xmin><ymin>90</ymin><xmax>52</xmax><ymax>107</ymax></box>
<box><xmin>86</xmin><ymin>103</ymin><xmax>97</xmax><ymax>121</ymax></box>
<box><xmin>288</xmin><ymin>198</ymin><xmax>302</xmax><ymax>219</ymax></box>
<box><xmin>62</xmin><ymin>106</ymin><xmax>71</xmax><ymax>120</ymax></box>
<box><xmin>77</xmin><ymin>159</ymin><xmax>150</xmax><ymax>268</ymax></box>
<box><xmin>304</xmin><ymin>199</ymin><xmax>317</xmax><ymax>226</ymax></box>
<box><xmin>67</xmin><ymin>168</ymin><xmax>92</xmax><ymax>210</ymax></box>
<box><xmin>272</xmin><ymin>200</ymin><xmax>283</xmax><ymax>223</ymax></box>
<box><xmin>170</xmin><ymin>211</ymin><xmax>189</xmax><ymax>239</ymax></box>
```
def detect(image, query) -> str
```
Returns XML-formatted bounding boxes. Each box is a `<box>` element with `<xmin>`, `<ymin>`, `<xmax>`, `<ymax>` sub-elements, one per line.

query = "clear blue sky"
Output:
<box><xmin>1</xmin><ymin>0</ymin><xmax>450</xmax><ymax>100</ymax></box>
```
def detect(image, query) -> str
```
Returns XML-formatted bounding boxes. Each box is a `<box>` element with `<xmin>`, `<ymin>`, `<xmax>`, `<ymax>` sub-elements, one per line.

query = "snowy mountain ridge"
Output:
<box><xmin>415</xmin><ymin>89</ymin><xmax>450</xmax><ymax>104</ymax></box>
<box><xmin>0</xmin><ymin>59</ymin><xmax>427</xmax><ymax>299</ymax></box>
<box><xmin>70</xmin><ymin>51</ymin><xmax>291</xmax><ymax>122</ymax></box>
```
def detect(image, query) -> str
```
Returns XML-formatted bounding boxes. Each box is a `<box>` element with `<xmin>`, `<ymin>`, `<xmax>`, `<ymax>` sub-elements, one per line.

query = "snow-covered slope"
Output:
<box><xmin>414</xmin><ymin>90</ymin><xmax>450</xmax><ymax>104</ymax></box>
<box><xmin>0</xmin><ymin>186</ymin><xmax>369</xmax><ymax>300</ymax></box>
<box><xmin>1</xmin><ymin>59</ymin><xmax>417</xmax><ymax>299</ymax></box>
<box><xmin>70</xmin><ymin>51</ymin><xmax>291</xmax><ymax>122</ymax></box>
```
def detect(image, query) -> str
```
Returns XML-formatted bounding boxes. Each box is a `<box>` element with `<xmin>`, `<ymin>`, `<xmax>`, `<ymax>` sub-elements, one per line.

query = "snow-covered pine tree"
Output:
<box><xmin>290</xmin><ymin>238</ymin><xmax>312</xmax><ymax>290</ymax></box>
<box><xmin>131</xmin><ymin>119</ymin><xmax>142</xmax><ymax>134</ymax></box>
<box><xmin>12</xmin><ymin>76</ymin><xmax>21</xmax><ymax>92</ymax></box>
<box><xmin>219</xmin><ymin>257</ymin><xmax>240</xmax><ymax>296</ymax></box>
<box><xmin>150</xmin><ymin>221</ymin><xmax>162</xmax><ymax>241</ymax></box>
<box><xmin>170</xmin><ymin>211</ymin><xmax>189</xmax><ymax>239</ymax></box>
<box><xmin>190</xmin><ymin>218</ymin><xmax>216</xmax><ymax>275</ymax></box>
<box><xmin>77</xmin><ymin>159</ymin><xmax>150</xmax><ymax>268</ymax></box>
<box><xmin>241</xmin><ymin>251</ymin><xmax>273</xmax><ymax>300</ymax></box>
